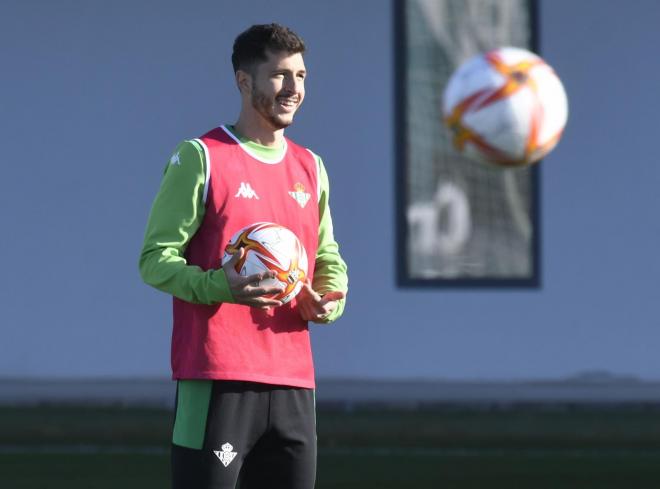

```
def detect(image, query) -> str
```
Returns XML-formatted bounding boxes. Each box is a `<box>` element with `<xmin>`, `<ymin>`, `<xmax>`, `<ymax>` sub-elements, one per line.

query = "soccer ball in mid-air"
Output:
<box><xmin>221</xmin><ymin>222</ymin><xmax>308</xmax><ymax>305</ymax></box>
<box><xmin>442</xmin><ymin>46</ymin><xmax>568</xmax><ymax>167</ymax></box>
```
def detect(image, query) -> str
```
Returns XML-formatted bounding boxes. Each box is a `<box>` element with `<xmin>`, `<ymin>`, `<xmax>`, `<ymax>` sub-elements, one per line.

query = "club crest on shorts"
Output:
<box><xmin>289</xmin><ymin>182</ymin><xmax>311</xmax><ymax>208</ymax></box>
<box><xmin>214</xmin><ymin>442</ymin><xmax>237</xmax><ymax>467</ymax></box>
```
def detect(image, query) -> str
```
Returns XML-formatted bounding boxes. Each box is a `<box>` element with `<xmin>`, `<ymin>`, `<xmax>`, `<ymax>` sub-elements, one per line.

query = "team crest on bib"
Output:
<box><xmin>214</xmin><ymin>442</ymin><xmax>237</xmax><ymax>467</ymax></box>
<box><xmin>289</xmin><ymin>183</ymin><xmax>311</xmax><ymax>209</ymax></box>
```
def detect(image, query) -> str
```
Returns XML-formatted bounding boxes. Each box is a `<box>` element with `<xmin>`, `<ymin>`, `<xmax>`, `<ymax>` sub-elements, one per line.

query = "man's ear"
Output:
<box><xmin>236</xmin><ymin>70</ymin><xmax>252</xmax><ymax>94</ymax></box>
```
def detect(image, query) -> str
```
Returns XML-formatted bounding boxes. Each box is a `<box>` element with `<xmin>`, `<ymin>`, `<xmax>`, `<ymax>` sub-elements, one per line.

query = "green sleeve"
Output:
<box><xmin>139</xmin><ymin>140</ymin><xmax>234</xmax><ymax>305</ymax></box>
<box><xmin>313</xmin><ymin>155</ymin><xmax>349</xmax><ymax>323</ymax></box>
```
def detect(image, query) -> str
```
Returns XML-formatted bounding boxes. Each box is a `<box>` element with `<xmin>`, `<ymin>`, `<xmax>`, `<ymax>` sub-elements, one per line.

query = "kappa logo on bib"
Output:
<box><xmin>214</xmin><ymin>442</ymin><xmax>238</xmax><ymax>467</ymax></box>
<box><xmin>169</xmin><ymin>152</ymin><xmax>181</xmax><ymax>166</ymax></box>
<box><xmin>235</xmin><ymin>182</ymin><xmax>259</xmax><ymax>199</ymax></box>
<box><xmin>288</xmin><ymin>183</ymin><xmax>311</xmax><ymax>208</ymax></box>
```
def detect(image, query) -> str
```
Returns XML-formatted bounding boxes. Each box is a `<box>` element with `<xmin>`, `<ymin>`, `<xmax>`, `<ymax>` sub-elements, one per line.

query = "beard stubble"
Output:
<box><xmin>251</xmin><ymin>86</ymin><xmax>294</xmax><ymax>131</ymax></box>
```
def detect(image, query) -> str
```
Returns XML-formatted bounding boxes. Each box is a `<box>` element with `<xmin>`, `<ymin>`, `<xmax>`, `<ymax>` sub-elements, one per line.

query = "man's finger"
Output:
<box><xmin>223</xmin><ymin>248</ymin><xmax>244</xmax><ymax>273</ymax></box>
<box><xmin>301</xmin><ymin>298</ymin><xmax>333</xmax><ymax>318</ymax></box>
<box><xmin>242</xmin><ymin>270</ymin><xmax>277</xmax><ymax>286</ymax></box>
<box><xmin>320</xmin><ymin>290</ymin><xmax>345</xmax><ymax>304</ymax></box>
<box><xmin>242</xmin><ymin>285</ymin><xmax>285</xmax><ymax>298</ymax></box>
<box><xmin>301</xmin><ymin>280</ymin><xmax>322</xmax><ymax>302</ymax></box>
<box><xmin>248</xmin><ymin>297</ymin><xmax>283</xmax><ymax>308</ymax></box>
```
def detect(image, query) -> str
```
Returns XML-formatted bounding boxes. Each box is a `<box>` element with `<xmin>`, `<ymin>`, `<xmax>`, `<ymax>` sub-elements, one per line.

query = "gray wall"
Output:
<box><xmin>1</xmin><ymin>0</ymin><xmax>659</xmax><ymax>380</ymax></box>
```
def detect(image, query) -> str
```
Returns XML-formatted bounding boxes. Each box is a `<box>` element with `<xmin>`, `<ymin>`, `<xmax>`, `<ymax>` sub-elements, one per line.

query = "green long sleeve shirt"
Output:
<box><xmin>139</xmin><ymin>129</ymin><xmax>348</xmax><ymax>323</ymax></box>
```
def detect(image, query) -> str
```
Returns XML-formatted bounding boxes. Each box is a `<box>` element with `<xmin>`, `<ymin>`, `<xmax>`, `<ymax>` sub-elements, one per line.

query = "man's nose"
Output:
<box><xmin>284</xmin><ymin>75</ymin><xmax>301</xmax><ymax>93</ymax></box>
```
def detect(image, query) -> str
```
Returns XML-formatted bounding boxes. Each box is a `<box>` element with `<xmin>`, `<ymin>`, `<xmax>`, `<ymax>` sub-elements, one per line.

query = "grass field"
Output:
<box><xmin>2</xmin><ymin>404</ymin><xmax>660</xmax><ymax>488</ymax></box>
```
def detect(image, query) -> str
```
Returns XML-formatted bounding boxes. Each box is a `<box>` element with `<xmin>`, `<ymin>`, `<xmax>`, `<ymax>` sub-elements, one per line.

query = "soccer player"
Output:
<box><xmin>139</xmin><ymin>23</ymin><xmax>348</xmax><ymax>489</ymax></box>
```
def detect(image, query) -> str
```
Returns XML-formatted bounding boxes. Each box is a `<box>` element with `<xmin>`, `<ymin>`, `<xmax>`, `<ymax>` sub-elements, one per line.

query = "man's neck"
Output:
<box><xmin>233</xmin><ymin>116</ymin><xmax>285</xmax><ymax>148</ymax></box>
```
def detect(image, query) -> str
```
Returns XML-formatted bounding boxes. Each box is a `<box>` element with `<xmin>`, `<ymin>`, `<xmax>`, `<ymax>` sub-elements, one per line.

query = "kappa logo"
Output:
<box><xmin>235</xmin><ymin>182</ymin><xmax>259</xmax><ymax>199</ymax></box>
<box><xmin>169</xmin><ymin>152</ymin><xmax>181</xmax><ymax>166</ymax></box>
<box><xmin>288</xmin><ymin>182</ymin><xmax>311</xmax><ymax>208</ymax></box>
<box><xmin>214</xmin><ymin>442</ymin><xmax>238</xmax><ymax>467</ymax></box>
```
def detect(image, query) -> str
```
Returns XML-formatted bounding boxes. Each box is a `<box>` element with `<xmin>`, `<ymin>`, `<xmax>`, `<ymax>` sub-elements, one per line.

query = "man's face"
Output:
<box><xmin>247</xmin><ymin>50</ymin><xmax>306</xmax><ymax>130</ymax></box>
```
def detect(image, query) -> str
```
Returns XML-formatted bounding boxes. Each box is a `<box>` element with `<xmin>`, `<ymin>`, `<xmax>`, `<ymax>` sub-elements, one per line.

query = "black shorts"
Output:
<box><xmin>171</xmin><ymin>380</ymin><xmax>316</xmax><ymax>489</ymax></box>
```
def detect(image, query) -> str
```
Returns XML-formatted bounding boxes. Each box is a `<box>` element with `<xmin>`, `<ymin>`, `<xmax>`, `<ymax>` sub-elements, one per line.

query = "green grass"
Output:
<box><xmin>0</xmin><ymin>453</ymin><xmax>169</xmax><ymax>489</ymax></box>
<box><xmin>3</xmin><ymin>449</ymin><xmax>660</xmax><ymax>489</ymax></box>
<box><xmin>0</xmin><ymin>405</ymin><xmax>171</xmax><ymax>446</ymax></box>
<box><xmin>2</xmin><ymin>404</ymin><xmax>660</xmax><ymax>488</ymax></box>
<box><xmin>317</xmin><ymin>450</ymin><xmax>660</xmax><ymax>489</ymax></box>
<box><xmin>318</xmin><ymin>405</ymin><xmax>660</xmax><ymax>449</ymax></box>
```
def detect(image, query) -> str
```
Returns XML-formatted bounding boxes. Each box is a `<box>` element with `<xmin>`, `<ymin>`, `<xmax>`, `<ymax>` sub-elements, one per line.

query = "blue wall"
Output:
<box><xmin>1</xmin><ymin>0</ymin><xmax>659</xmax><ymax>379</ymax></box>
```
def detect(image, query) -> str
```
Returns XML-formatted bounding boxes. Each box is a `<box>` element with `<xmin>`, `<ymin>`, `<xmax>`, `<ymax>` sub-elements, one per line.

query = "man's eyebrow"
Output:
<box><xmin>270</xmin><ymin>68</ymin><xmax>307</xmax><ymax>74</ymax></box>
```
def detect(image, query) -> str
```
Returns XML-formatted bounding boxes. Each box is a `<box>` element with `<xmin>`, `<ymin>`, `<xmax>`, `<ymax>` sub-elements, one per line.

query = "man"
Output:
<box><xmin>139</xmin><ymin>23</ymin><xmax>348</xmax><ymax>489</ymax></box>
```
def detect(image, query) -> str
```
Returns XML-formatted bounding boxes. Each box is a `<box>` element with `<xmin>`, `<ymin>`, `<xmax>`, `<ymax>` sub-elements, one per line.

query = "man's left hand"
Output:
<box><xmin>296</xmin><ymin>280</ymin><xmax>345</xmax><ymax>323</ymax></box>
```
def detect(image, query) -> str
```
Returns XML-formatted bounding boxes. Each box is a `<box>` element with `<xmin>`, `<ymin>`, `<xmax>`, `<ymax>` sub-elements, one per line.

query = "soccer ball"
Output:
<box><xmin>221</xmin><ymin>222</ymin><xmax>308</xmax><ymax>305</ymax></box>
<box><xmin>442</xmin><ymin>46</ymin><xmax>568</xmax><ymax>167</ymax></box>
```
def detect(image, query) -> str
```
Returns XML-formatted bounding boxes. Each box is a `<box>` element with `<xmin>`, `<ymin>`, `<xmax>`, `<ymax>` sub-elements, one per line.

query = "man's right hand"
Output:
<box><xmin>221</xmin><ymin>248</ymin><xmax>284</xmax><ymax>310</ymax></box>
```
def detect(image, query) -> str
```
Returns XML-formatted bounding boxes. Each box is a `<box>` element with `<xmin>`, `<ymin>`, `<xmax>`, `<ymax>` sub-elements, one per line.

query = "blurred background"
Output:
<box><xmin>2</xmin><ymin>0</ymin><xmax>660</xmax><ymax>487</ymax></box>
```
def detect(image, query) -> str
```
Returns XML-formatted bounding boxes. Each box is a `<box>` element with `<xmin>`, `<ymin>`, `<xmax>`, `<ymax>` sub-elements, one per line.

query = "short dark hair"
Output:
<box><xmin>231</xmin><ymin>23</ymin><xmax>306</xmax><ymax>74</ymax></box>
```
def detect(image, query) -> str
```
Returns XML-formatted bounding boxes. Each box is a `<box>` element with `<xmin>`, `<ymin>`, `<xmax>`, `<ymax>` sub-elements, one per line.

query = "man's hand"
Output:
<box><xmin>296</xmin><ymin>280</ymin><xmax>346</xmax><ymax>322</ymax></box>
<box><xmin>222</xmin><ymin>248</ymin><xmax>284</xmax><ymax>310</ymax></box>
